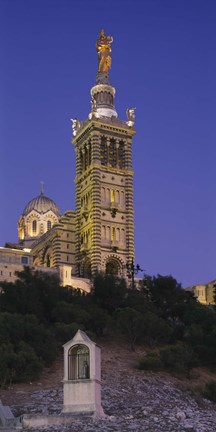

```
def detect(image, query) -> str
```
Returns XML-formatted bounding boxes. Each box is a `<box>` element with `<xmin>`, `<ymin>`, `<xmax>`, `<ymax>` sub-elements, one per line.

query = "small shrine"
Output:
<box><xmin>62</xmin><ymin>329</ymin><xmax>104</xmax><ymax>417</ymax></box>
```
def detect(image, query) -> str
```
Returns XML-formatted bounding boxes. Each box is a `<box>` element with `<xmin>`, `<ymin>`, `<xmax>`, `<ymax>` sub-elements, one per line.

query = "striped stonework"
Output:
<box><xmin>31</xmin><ymin>211</ymin><xmax>76</xmax><ymax>272</ymax></box>
<box><xmin>72</xmin><ymin>113</ymin><xmax>136</xmax><ymax>277</ymax></box>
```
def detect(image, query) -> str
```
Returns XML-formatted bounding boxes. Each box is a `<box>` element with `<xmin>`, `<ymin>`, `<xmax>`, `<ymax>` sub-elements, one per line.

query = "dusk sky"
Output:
<box><xmin>1</xmin><ymin>0</ymin><xmax>215</xmax><ymax>287</ymax></box>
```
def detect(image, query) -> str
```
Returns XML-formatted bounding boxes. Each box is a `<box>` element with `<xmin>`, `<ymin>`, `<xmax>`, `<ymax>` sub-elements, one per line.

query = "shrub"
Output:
<box><xmin>0</xmin><ymin>342</ymin><xmax>42</xmax><ymax>386</ymax></box>
<box><xmin>24</xmin><ymin>315</ymin><xmax>58</xmax><ymax>365</ymax></box>
<box><xmin>203</xmin><ymin>380</ymin><xmax>216</xmax><ymax>403</ymax></box>
<box><xmin>54</xmin><ymin>322</ymin><xmax>81</xmax><ymax>344</ymax></box>
<box><xmin>138</xmin><ymin>352</ymin><xmax>162</xmax><ymax>371</ymax></box>
<box><xmin>92</xmin><ymin>273</ymin><xmax>127</xmax><ymax>313</ymax></box>
<box><xmin>52</xmin><ymin>301</ymin><xmax>76</xmax><ymax>324</ymax></box>
<box><xmin>0</xmin><ymin>343</ymin><xmax>17</xmax><ymax>386</ymax></box>
<box><xmin>13</xmin><ymin>342</ymin><xmax>43</xmax><ymax>382</ymax></box>
<box><xmin>115</xmin><ymin>307</ymin><xmax>145</xmax><ymax>350</ymax></box>
<box><xmin>160</xmin><ymin>344</ymin><xmax>197</xmax><ymax>374</ymax></box>
<box><xmin>141</xmin><ymin>312</ymin><xmax>172</xmax><ymax>346</ymax></box>
<box><xmin>87</xmin><ymin>306</ymin><xmax>110</xmax><ymax>336</ymax></box>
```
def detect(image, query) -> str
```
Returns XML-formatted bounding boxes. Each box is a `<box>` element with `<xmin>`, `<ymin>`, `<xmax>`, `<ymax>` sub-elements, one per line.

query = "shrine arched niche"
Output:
<box><xmin>68</xmin><ymin>344</ymin><xmax>90</xmax><ymax>380</ymax></box>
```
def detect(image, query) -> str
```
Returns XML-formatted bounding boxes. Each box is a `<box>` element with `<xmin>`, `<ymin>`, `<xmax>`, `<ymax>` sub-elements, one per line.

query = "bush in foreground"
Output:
<box><xmin>159</xmin><ymin>344</ymin><xmax>198</xmax><ymax>374</ymax></box>
<box><xmin>138</xmin><ymin>345</ymin><xmax>198</xmax><ymax>376</ymax></box>
<box><xmin>138</xmin><ymin>352</ymin><xmax>162</xmax><ymax>371</ymax></box>
<box><xmin>0</xmin><ymin>342</ymin><xmax>42</xmax><ymax>386</ymax></box>
<box><xmin>202</xmin><ymin>380</ymin><xmax>216</xmax><ymax>403</ymax></box>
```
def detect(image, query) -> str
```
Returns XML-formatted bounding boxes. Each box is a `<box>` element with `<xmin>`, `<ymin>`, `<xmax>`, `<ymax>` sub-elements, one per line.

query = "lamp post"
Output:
<box><xmin>126</xmin><ymin>258</ymin><xmax>143</xmax><ymax>290</ymax></box>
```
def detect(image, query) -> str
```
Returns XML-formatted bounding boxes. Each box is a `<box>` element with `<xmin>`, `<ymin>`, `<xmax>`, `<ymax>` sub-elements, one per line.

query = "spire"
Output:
<box><xmin>40</xmin><ymin>180</ymin><xmax>44</xmax><ymax>195</ymax></box>
<box><xmin>89</xmin><ymin>30</ymin><xmax>117</xmax><ymax>120</ymax></box>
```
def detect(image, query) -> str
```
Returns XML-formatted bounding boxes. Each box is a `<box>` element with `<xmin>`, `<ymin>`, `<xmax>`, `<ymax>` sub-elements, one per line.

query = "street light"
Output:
<box><xmin>126</xmin><ymin>258</ymin><xmax>144</xmax><ymax>290</ymax></box>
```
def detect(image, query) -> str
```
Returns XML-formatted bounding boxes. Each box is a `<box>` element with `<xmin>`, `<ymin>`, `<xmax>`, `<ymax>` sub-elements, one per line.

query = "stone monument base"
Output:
<box><xmin>22</xmin><ymin>411</ymin><xmax>105</xmax><ymax>429</ymax></box>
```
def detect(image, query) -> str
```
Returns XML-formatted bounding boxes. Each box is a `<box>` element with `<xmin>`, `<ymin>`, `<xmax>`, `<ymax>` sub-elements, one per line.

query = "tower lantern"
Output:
<box><xmin>71</xmin><ymin>30</ymin><xmax>136</xmax><ymax>278</ymax></box>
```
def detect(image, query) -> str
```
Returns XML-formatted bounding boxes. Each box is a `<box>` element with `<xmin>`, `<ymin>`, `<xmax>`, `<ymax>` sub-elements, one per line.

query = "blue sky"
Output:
<box><xmin>1</xmin><ymin>0</ymin><xmax>216</xmax><ymax>287</ymax></box>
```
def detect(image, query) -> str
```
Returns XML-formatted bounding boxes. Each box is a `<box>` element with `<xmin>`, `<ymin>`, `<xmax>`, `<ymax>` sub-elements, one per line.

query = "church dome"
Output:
<box><xmin>23</xmin><ymin>193</ymin><xmax>61</xmax><ymax>217</ymax></box>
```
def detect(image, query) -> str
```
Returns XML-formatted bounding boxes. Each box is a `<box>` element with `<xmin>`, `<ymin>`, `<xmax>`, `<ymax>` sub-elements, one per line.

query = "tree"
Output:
<box><xmin>160</xmin><ymin>344</ymin><xmax>198</xmax><ymax>376</ymax></box>
<box><xmin>0</xmin><ymin>342</ymin><xmax>42</xmax><ymax>386</ymax></box>
<box><xmin>0</xmin><ymin>312</ymin><xmax>58</xmax><ymax>366</ymax></box>
<box><xmin>141</xmin><ymin>311</ymin><xmax>172</xmax><ymax>346</ymax></box>
<box><xmin>146</xmin><ymin>274</ymin><xmax>196</xmax><ymax>322</ymax></box>
<box><xmin>86</xmin><ymin>305</ymin><xmax>110</xmax><ymax>336</ymax></box>
<box><xmin>0</xmin><ymin>267</ymin><xmax>75</xmax><ymax>323</ymax></box>
<box><xmin>115</xmin><ymin>307</ymin><xmax>145</xmax><ymax>350</ymax></box>
<box><xmin>92</xmin><ymin>273</ymin><xmax>127</xmax><ymax>313</ymax></box>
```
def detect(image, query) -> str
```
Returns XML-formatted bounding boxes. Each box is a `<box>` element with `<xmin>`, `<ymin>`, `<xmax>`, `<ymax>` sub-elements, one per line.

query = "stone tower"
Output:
<box><xmin>72</xmin><ymin>30</ymin><xmax>136</xmax><ymax>277</ymax></box>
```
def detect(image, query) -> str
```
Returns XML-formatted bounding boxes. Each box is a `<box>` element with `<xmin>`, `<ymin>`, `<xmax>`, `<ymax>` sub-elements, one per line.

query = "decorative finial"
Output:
<box><xmin>126</xmin><ymin>108</ymin><xmax>136</xmax><ymax>127</ymax></box>
<box><xmin>40</xmin><ymin>180</ymin><xmax>44</xmax><ymax>195</ymax></box>
<box><xmin>96</xmin><ymin>29</ymin><xmax>113</xmax><ymax>73</ymax></box>
<box><xmin>70</xmin><ymin>118</ymin><xmax>81</xmax><ymax>137</ymax></box>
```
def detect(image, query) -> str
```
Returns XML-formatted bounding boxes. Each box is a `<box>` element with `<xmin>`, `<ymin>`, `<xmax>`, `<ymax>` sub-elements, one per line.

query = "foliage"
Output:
<box><xmin>0</xmin><ymin>267</ymin><xmax>71</xmax><ymax>323</ymax></box>
<box><xmin>52</xmin><ymin>301</ymin><xmax>89</xmax><ymax>325</ymax></box>
<box><xmin>0</xmin><ymin>312</ymin><xmax>58</xmax><ymax>366</ymax></box>
<box><xmin>146</xmin><ymin>274</ymin><xmax>195</xmax><ymax>318</ymax></box>
<box><xmin>159</xmin><ymin>344</ymin><xmax>198</xmax><ymax>374</ymax></box>
<box><xmin>0</xmin><ymin>342</ymin><xmax>42</xmax><ymax>386</ymax></box>
<box><xmin>141</xmin><ymin>311</ymin><xmax>172</xmax><ymax>346</ymax></box>
<box><xmin>92</xmin><ymin>273</ymin><xmax>127</xmax><ymax>313</ymax></box>
<box><xmin>0</xmin><ymin>267</ymin><xmax>216</xmax><ymax>383</ymax></box>
<box><xmin>202</xmin><ymin>380</ymin><xmax>216</xmax><ymax>403</ymax></box>
<box><xmin>138</xmin><ymin>352</ymin><xmax>162</xmax><ymax>371</ymax></box>
<box><xmin>86</xmin><ymin>305</ymin><xmax>110</xmax><ymax>336</ymax></box>
<box><xmin>115</xmin><ymin>307</ymin><xmax>145</xmax><ymax>350</ymax></box>
<box><xmin>183</xmin><ymin>313</ymin><xmax>216</xmax><ymax>367</ymax></box>
<box><xmin>54</xmin><ymin>322</ymin><xmax>82</xmax><ymax>344</ymax></box>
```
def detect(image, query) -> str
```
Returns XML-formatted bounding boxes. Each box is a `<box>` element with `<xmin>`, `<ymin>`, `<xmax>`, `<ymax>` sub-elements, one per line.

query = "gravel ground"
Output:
<box><xmin>1</xmin><ymin>342</ymin><xmax>216</xmax><ymax>431</ymax></box>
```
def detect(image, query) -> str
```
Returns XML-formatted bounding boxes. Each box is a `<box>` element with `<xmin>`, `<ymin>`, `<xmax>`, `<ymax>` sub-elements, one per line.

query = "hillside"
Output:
<box><xmin>0</xmin><ymin>340</ymin><xmax>216</xmax><ymax>432</ymax></box>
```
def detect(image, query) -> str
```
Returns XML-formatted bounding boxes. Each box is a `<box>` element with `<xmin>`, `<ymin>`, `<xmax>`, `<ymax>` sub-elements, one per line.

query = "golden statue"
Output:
<box><xmin>96</xmin><ymin>29</ymin><xmax>113</xmax><ymax>73</ymax></box>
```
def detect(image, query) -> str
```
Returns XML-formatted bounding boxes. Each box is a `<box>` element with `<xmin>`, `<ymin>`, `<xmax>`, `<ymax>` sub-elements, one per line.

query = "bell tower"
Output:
<box><xmin>72</xmin><ymin>30</ymin><xmax>136</xmax><ymax>277</ymax></box>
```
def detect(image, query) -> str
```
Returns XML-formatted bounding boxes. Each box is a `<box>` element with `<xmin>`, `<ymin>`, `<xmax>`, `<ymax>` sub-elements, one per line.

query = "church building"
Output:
<box><xmin>1</xmin><ymin>30</ymin><xmax>136</xmax><ymax>289</ymax></box>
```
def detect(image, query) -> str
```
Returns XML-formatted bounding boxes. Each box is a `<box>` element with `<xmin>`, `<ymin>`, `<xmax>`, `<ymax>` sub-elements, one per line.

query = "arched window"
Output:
<box><xmin>121</xmin><ymin>228</ymin><xmax>125</xmax><ymax>244</ymax></box>
<box><xmin>121</xmin><ymin>191</ymin><xmax>125</xmax><ymax>207</ymax></box>
<box><xmin>106</xmin><ymin>225</ymin><xmax>111</xmax><ymax>240</ymax></box>
<box><xmin>118</xmin><ymin>141</ymin><xmax>125</xmax><ymax>168</ymax></box>
<box><xmin>47</xmin><ymin>220</ymin><xmax>52</xmax><ymax>230</ymax></box>
<box><xmin>110</xmin><ymin>189</ymin><xmax>115</xmax><ymax>203</ymax></box>
<box><xmin>106</xmin><ymin>188</ymin><xmax>110</xmax><ymax>203</ymax></box>
<box><xmin>68</xmin><ymin>344</ymin><xmax>90</xmax><ymax>380</ymax></box>
<box><xmin>88</xmin><ymin>142</ymin><xmax>92</xmax><ymax>165</ymax></box>
<box><xmin>32</xmin><ymin>220</ymin><xmax>37</xmax><ymax>234</ymax></box>
<box><xmin>101</xmin><ymin>187</ymin><xmax>105</xmax><ymax>202</ymax></box>
<box><xmin>84</xmin><ymin>146</ymin><xmax>88</xmax><ymax>171</ymax></box>
<box><xmin>109</xmin><ymin>139</ymin><xmax>116</xmax><ymax>167</ymax></box>
<box><xmin>106</xmin><ymin>259</ymin><xmax>119</xmax><ymax>275</ymax></box>
<box><xmin>100</xmin><ymin>136</ymin><xmax>107</xmax><ymax>165</ymax></box>
<box><xmin>80</xmin><ymin>150</ymin><xmax>83</xmax><ymax>171</ymax></box>
<box><xmin>102</xmin><ymin>225</ymin><xmax>106</xmax><ymax>239</ymax></box>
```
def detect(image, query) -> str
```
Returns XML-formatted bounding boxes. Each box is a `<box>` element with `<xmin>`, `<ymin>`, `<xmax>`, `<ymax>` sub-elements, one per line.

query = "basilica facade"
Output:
<box><xmin>1</xmin><ymin>31</ymin><xmax>136</xmax><ymax>288</ymax></box>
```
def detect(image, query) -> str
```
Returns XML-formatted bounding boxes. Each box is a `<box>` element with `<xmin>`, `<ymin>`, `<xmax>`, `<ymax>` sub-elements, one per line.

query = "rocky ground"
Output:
<box><xmin>1</xmin><ymin>341</ymin><xmax>216</xmax><ymax>432</ymax></box>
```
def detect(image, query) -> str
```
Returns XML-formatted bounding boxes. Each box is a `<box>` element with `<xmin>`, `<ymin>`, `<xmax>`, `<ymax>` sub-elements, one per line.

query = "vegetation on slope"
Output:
<box><xmin>0</xmin><ymin>267</ymin><xmax>216</xmax><ymax>388</ymax></box>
